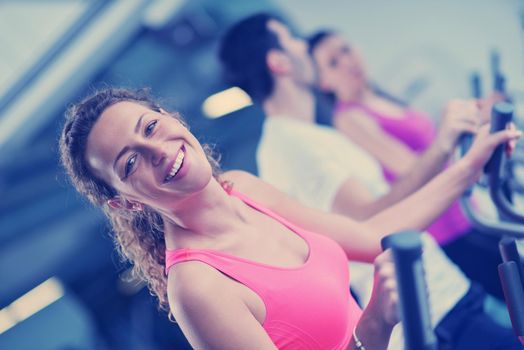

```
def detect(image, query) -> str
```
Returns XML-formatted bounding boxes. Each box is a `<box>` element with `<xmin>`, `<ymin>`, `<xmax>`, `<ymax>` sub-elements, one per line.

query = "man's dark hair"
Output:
<box><xmin>219</xmin><ymin>13</ymin><xmax>284</xmax><ymax>103</ymax></box>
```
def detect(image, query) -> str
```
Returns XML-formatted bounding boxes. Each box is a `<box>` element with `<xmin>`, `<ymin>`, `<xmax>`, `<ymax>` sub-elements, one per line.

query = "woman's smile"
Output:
<box><xmin>164</xmin><ymin>144</ymin><xmax>187</xmax><ymax>183</ymax></box>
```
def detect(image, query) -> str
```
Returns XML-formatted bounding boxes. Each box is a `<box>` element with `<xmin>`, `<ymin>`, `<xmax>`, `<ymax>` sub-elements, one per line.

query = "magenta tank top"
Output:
<box><xmin>165</xmin><ymin>189</ymin><xmax>362</xmax><ymax>349</ymax></box>
<box><xmin>335</xmin><ymin>101</ymin><xmax>471</xmax><ymax>244</ymax></box>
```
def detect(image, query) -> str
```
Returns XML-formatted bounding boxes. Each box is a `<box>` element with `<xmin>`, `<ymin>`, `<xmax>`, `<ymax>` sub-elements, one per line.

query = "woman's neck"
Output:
<box><xmin>336</xmin><ymin>85</ymin><xmax>371</xmax><ymax>104</ymax></box>
<box><xmin>161</xmin><ymin>179</ymin><xmax>246</xmax><ymax>250</ymax></box>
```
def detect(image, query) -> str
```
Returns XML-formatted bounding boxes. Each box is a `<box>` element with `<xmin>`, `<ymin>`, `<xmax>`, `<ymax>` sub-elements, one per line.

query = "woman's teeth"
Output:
<box><xmin>165</xmin><ymin>150</ymin><xmax>185</xmax><ymax>182</ymax></box>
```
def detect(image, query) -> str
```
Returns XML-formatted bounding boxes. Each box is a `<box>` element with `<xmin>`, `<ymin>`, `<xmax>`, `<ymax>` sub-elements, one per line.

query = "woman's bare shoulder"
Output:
<box><xmin>221</xmin><ymin>169</ymin><xmax>258</xmax><ymax>187</ymax></box>
<box><xmin>167</xmin><ymin>260</ymin><xmax>241</xmax><ymax>321</ymax></box>
<box><xmin>166</xmin><ymin>260</ymin><xmax>276</xmax><ymax>349</ymax></box>
<box><xmin>168</xmin><ymin>260</ymin><xmax>226</xmax><ymax>300</ymax></box>
<box><xmin>221</xmin><ymin>170</ymin><xmax>282</xmax><ymax>207</ymax></box>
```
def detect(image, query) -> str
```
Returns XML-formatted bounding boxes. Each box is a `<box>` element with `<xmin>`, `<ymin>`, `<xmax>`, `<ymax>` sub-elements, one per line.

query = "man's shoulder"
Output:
<box><xmin>260</xmin><ymin>117</ymin><xmax>341</xmax><ymax>151</ymax></box>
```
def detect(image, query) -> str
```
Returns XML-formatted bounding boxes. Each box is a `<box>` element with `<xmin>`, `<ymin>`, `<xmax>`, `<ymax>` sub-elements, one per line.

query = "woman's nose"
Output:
<box><xmin>151</xmin><ymin>146</ymin><xmax>166</xmax><ymax>167</ymax></box>
<box><xmin>140</xmin><ymin>141</ymin><xmax>166</xmax><ymax>167</ymax></box>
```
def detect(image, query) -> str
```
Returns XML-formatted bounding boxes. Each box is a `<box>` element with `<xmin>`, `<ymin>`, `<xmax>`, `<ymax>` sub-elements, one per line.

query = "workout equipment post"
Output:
<box><xmin>381</xmin><ymin>231</ymin><xmax>437</xmax><ymax>350</ymax></box>
<box><xmin>498</xmin><ymin>261</ymin><xmax>524</xmax><ymax>346</ymax></box>
<box><xmin>498</xmin><ymin>238</ymin><xmax>524</xmax><ymax>345</ymax></box>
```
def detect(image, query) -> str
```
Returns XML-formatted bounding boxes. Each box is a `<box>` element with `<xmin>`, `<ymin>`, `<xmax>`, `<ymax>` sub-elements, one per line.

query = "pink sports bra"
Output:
<box><xmin>165</xmin><ymin>189</ymin><xmax>362</xmax><ymax>349</ymax></box>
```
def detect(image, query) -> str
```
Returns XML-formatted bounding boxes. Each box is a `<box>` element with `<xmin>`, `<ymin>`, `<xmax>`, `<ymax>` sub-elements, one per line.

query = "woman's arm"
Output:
<box><xmin>224</xmin><ymin>124</ymin><xmax>521</xmax><ymax>262</ymax></box>
<box><xmin>334</xmin><ymin>109</ymin><xmax>417</xmax><ymax>178</ymax></box>
<box><xmin>333</xmin><ymin>100</ymin><xmax>483</xmax><ymax>219</ymax></box>
<box><xmin>347</xmin><ymin>250</ymin><xmax>398</xmax><ymax>350</ymax></box>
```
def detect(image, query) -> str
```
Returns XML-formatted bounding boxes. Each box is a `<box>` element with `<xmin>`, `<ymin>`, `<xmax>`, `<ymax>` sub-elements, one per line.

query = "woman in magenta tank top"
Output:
<box><xmin>309</xmin><ymin>30</ymin><xmax>507</xmax><ymax>299</ymax></box>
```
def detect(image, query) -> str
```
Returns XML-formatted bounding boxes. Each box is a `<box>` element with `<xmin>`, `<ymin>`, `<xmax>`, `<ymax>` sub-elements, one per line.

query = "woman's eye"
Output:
<box><xmin>124</xmin><ymin>154</ymin><xmax>137</xmax><ymax>178</ymax></box>
<box><xmin>329</xmin><ymin>57</ymin><xmax>338</xmax><ymax>68</ymax></box>
<box><xmin>145</xmin><ymin>120</ymin><xmax>158</xmax><ymax>136</ymax></box>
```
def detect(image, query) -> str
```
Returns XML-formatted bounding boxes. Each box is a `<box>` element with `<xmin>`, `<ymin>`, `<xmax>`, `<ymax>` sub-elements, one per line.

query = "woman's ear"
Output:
<box><xmin>107</xmin><ymin>196</ymin><xmax>144</xmax><ymax>212</ymax></box>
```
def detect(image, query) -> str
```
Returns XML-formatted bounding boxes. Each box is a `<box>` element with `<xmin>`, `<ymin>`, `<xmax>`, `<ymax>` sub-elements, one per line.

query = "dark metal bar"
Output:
<box><xmin>382</xmin><ymin>231</ymin><xmax>437</xmax><ymax>350</ymax></box>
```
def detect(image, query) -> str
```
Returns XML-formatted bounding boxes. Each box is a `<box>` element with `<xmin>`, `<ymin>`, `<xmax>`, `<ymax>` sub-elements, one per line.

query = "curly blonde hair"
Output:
<box><xmin>59</xmin><ymin>87</ymin><xmax>221</xmax><ymax>312</ymax></box>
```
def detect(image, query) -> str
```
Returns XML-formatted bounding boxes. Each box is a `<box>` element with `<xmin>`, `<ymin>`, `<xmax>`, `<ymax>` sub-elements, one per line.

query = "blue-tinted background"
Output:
<box><xmin>0</xmin><ymin>0</ymin><xmax>522</xmax><ymax>349</ymax></box>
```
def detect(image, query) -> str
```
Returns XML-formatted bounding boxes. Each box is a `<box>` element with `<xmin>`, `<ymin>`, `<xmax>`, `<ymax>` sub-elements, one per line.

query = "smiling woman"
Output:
<box><xmin>58</xmin><ymin>86</ymin><xmax>520</xmax><ymax>350</ymax></box>
<box><xmin>59</xmin><ymin>86</ymin><xmax>408</xmax><ymax>350</ymax></box>
<box><xmin>59</xmin><ymin>88</ymin><xmax>221</xmax><ymax>312</ymax></box>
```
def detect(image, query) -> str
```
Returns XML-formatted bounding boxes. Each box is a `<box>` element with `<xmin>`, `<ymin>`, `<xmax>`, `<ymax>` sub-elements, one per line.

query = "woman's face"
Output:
<box><xmin>312</xmin><ymin>34</ymin><xmax>367</xmax><ymax>100</ymax></box>
<box><xmin>86</xmin><ymin>101</ymin><xmax>213</xmax><ymax>211</ymax></box>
